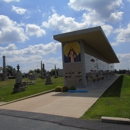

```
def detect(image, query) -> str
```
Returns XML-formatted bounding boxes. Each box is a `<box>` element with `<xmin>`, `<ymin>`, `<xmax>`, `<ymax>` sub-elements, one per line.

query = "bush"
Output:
<box><xmin>8</xmin><ymin>76</ymin><xmax>15</xmax><ymax>79</ymax></box>
<box><xmin>69</xmin><ymin>86</ymin><xmax>76</xmax><ymax>90</ymax></box>
<box><xmin>61</xmin><ymin>86</ymin><xmax>68</xmax><ymax>92</ymax></box>
<box><xmin>55</xmin><ymin>86</ymin><xmax>62</xmax><ymax>92</ymax></box>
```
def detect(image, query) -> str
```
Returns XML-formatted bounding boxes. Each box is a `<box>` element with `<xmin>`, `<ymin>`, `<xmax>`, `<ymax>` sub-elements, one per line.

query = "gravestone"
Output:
<box><xmin>45</xmin><ymin>71</ymin><xmax>53</xmax><ymax>85</ymax></box>
<box><xmin>12</xmin><ymin>64</ymin><xmax>26</xmax><ymax>93</ymax></box>
<box><xmin>28</xmin><ymin>72</ymin><xmax>36</xmax><ymax>80</ymax></box>
<box><xmin>32</xmin><ymin>71</ymin><xmax>36</xmax><ymax>80</ymax></box>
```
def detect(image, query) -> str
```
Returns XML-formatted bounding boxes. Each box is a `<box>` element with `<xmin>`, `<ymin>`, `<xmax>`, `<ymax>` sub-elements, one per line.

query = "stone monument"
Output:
<box><xmin>45</xmin><ymin>71</ymin><xmax>53</xmax><ymax>85</ymax></box>
<box><xmin>54</xmin><ymin>65</ymin><xmax>58</xmax><ymax>78</ymax></box>
<box><xmin>42</xmin><ymin>63</ymin><xmax>46</xmax><ymax>78</ymax></box>
<box><xmin>41</xmin><ymin>61</ymin><xmax>43</xmax><ymax>76</ymax></box>
<box><xmin>12</xmin><ymin>64</ymin><xmax>26</xmax><ymax>93</ymax></box>
<box><xmin>28</xmin><ymin>72</ymin><xmax>36</xmax><ymax>80</ymax></box>
<box><xmin>1</xmin><ymin>56</ymin><xmax>8</xmax><ymax>81</ymax></box>
<box><xmin>41</xmin><ymin>61</ymin><xmax>46</xmax><ymax>79</ymax></box>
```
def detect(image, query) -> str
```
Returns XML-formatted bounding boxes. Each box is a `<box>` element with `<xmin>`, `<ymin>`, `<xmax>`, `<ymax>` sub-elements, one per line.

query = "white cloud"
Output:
<box><xmin>0</xmin><ymin>15</ymin><xmax>28</xmax><ymax>44</ymax></box>
<box><xmin>12</xmin><ymin>5</ymin><xmax>27</xmax><ymax>15</ymax></box>
<box><xmin>102</xmin><ymin>25</ymin><xmax>113</xmax><ymax>36</ymax></box>
<box><xmin>26</xmin><ymin>24</ymin><xmax>46</xmax><ymax>37</ymax></box>
<box><xmin>44</xmin><ymin>57</ymin><xmax>62</xmax><ymax>71</ymax></box>
<box><xmin>0</xmin><ymin>43</ymin><xmax>17</xmax><ymax>51</ymax></box>
<box><xmin>109</xmin><ymin>11</ymin><xmax>124</xmax><ymax>22</ymax></box>
<box><xmin>68</xmin><ymin>0</ymin><xmax>123</xmax><ymax>22</ymax></box>
<box><xmin>42</xmin><ymin>12</ymin><xmax>95</xmax><ymax>33</ymax></box>
<box><xmin>21</xmin><ymin>56</ymin><xmax>62</xmax><ymax>72</ymax></box>
<box><xmin>42</xmin><ymin>13</ymin><xmax>86</xmax><ymax>32</ymax></box>
<box><xmin>115</xmin><ymin>53</ymin><xmax>130</xmax><ymax>70</ymax></box>
<box><xmin>114</xmin><ymin>23</ymin><xmax>130</xmax><ymax>43</ymax></box>
<box><xmin>20</xmin><ymin>56</ymin><xmax>62</xmax><ymax>72</ymax></box>
<box><xmin>82</xmin><ymin>11</ymin><xmax>103</xmax><ymax>26</ymax></box>
<box><xmin>4</xmin><ymin>0</ymin><xmax>20</xmax><ymax>3</ymax></box>
<box><xmin>37</xmin><ymin>6</ymin><xmax>41</xmax><ymax>12</ymax></box>
<box><xmin>111</xmin><ymin>42</ymin><xmax>118</xmax><ymax>46</ymax></box>
<box><xmin>0</xmin><ymin>15</ymin><xmax>16</xmax><ymax>27</ymax></box>
<box><xmin>0</xmin><ymin>42</ymin><xmax>62</xmax><ymax>72</ymax></box>
<box><xmin>1</xmin><ymin>42</ymin><xmax>61</xmax><ymax>56</ymax></box>
<box><xmin>51</xmin><ymin>7</ymin><xmax>57</xmax><ymax>13</ymax></box>
<box><xmin>42</xmin><ymin>12</ymin><xmax>113</xmax><ymax>36</ymax></box>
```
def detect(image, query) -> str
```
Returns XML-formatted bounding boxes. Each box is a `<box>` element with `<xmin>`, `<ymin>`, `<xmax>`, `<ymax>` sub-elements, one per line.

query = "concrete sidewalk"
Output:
<box><xmin>0</xmin><ymin>76</ymin><xmax>118</xmax><ymax>118</ymax></box>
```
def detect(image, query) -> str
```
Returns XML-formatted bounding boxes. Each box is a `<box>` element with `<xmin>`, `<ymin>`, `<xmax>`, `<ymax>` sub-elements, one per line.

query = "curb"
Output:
<box><xmin>101</xmin><ymin>116</ymin><xmax>130</xmax><ymax>125</ymax></box>
<box><xmin>0</xmin><ymin>89</ymin><xmax>54</xmax><ymax>106</ymax></box>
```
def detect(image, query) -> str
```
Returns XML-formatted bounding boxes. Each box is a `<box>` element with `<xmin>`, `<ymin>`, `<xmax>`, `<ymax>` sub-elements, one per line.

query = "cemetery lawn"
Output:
<box><xmin>80</xmin><ymin>75</ymin><xmax>130</xmax><ymax>120</ymax></box>
<box><xmin>0</xmin><ymin>77</ymin><xmax>63</xmax><ymax>102</ymax></box>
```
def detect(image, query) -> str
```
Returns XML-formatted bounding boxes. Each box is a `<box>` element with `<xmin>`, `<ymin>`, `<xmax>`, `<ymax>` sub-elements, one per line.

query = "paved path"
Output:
<box><xmin>0</xmin><ymin>76</ymin><xmax>118</xmax><ymax>118</ymax></box>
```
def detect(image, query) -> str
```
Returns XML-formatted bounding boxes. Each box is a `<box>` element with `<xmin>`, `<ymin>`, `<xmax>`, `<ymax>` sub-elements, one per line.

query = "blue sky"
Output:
<box><xmin>0</xmin><ymin>0</ymin><xmax>130</xmax><ymax>72</ymax></box>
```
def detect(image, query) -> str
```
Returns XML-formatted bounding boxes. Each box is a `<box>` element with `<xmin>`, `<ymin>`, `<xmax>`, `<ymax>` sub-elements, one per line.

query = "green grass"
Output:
<box><xmin>80</xmin><ymin>75</ymin><xmax>130</xmax><ymax>120</ymax></box>
<box><xmin>0</xmin><ymin>77</ymin><xmax>63</xmax><ymax>102</ymax></box>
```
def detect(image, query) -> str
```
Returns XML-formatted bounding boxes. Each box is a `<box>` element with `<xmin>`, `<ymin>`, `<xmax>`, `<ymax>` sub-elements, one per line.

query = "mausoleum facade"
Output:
<box><xmin>54</xmin><ymin>26</ymin><xmax>119</xmax><ymax>87</ymax></box>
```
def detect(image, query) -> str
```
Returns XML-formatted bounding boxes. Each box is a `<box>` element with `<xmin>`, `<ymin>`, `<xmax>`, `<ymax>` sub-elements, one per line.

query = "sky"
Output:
<box><xmin>0</xmin><ymin>0</ymin><xmax>130</xmax><ymax>72</ymax></box>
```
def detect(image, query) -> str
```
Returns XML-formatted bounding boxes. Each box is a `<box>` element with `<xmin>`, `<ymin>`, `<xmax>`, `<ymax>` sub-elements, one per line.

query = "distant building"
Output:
<box><xmin>58</xmin><ymin>69</ymin><xmax>63</xmax><ymax>77</ymax></box>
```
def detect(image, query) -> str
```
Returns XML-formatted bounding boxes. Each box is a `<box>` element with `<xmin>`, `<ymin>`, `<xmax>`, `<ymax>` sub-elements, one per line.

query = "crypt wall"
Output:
<box><xmin>62</xmin><ymin>41</ymin><xmax>87</xmax><ymax>87</ymax></box>
<box><xmin>84</xmin><ymin>54</ymin><xmax>115</xmax><ymax>73</ymax></box>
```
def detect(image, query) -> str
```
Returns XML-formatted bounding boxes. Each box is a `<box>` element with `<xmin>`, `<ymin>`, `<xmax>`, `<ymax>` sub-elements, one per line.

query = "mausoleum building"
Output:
<box><xmin>54</xmin><ymin>26</ymin><xmax>119</xmax><ymax>87</ymax></box>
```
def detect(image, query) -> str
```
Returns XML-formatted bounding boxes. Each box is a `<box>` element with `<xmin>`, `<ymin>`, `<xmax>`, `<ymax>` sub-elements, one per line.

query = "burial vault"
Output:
<box><xmin>53</xmin><ymin>26</ymin><xmax>119</xmax><ymax>87</ymax></box>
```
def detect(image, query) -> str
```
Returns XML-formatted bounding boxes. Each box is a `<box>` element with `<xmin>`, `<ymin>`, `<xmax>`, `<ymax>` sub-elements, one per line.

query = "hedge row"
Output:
<box><xmin>55</xmin><ymin>86</ymin><xmax>76</xmax><ymax>92</ymax></box>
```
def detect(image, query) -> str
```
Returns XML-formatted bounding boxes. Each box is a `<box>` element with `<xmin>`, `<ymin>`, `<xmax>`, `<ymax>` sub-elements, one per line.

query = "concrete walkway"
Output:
<box><xmin>0</xmin><ymin>76</ymin><xmax>118</xmax><ymax>118</ymax></box>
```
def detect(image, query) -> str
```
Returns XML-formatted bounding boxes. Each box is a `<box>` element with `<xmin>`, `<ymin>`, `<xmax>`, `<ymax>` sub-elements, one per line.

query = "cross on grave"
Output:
<box><xmin>17</xmin><ymin>64</ymin><xmax>20</xmax><ymax>71</ymax></box>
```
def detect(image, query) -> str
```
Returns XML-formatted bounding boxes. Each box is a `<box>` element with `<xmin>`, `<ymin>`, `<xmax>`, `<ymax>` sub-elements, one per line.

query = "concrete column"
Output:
<box><xmin>80</xmin><ymin>41</ymin><xmax>87</xmax><ymax>87</ymax></box>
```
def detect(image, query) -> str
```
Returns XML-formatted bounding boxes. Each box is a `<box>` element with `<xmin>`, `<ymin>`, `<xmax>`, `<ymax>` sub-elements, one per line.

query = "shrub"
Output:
<box><xmin>69</xmin><ymin>86</ymin><xmax>76</xmax><ymax>90</ymax></box>
<box><xmin>8</xmin><ymin>76</ymin><xmax>15</xmax><ymax>79</ymax></box>
<box><xmin>61</xmin><ymin>86</ymin><xmax>68</xmax><ymax>92</ymax></box>
<box><xmin>55</xmin><ymin>86</ymin><xmax>62</xmax><ymax>92</ymax></box>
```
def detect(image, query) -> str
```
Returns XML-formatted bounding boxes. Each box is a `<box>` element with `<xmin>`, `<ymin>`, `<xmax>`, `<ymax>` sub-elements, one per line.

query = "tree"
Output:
<box><xmin>0</xmin><ymin>67</ymin><xmax>2</xmax><ymax>73</ymax></box>
<box><xmin>34</xmin><ymin>69</ymin><xmax>41</xmax><ymax>73</ymax></box>
<box><xmin>50</xmin><ymin>68</ymin><xmax>58</xmax><ymax>76</ymax></box>
<box><xmin>6</xmin><ymin>65</ymin><xmax>16</xmax><ymax>75</ymax></box>
<box><xmin>28</xmin><ymin>70</ymin><xmax>33</xmax><ymax>73</ymax></box>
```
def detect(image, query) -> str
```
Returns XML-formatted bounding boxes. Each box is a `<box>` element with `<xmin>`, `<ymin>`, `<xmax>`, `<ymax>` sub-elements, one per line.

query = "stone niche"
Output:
<box><xmin>64</xmin><ymin>63</ymin><xmax>82</xmax><ymax>87</ymax></box>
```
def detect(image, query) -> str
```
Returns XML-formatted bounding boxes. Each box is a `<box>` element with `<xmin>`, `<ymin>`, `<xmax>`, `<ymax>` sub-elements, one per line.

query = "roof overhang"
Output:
<box><xmin>53</xmin><ymin>26</ymin><xmax>119</xmax><ymax>63</ymax></box>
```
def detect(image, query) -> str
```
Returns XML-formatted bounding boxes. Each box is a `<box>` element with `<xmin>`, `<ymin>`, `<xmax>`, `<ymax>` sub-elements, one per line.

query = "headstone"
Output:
<box><xmin>54</xmin><ymin>65</ymin><xmax>58</xmax><ymax>78</ymax></box>
<box><xmin>45</xmin><ymin>71</ymin><xmax>53</xmax><ymax>85</ymax></box>
<box><xmin>32</xmin><ymin>71</ymin><xmax>36</xmax><ymax>80</ymax></box>
<box><xmin>16</xmin><ymin>71</ymin><xmax>22</xmax><ymax>83</ymax></box>
<box><xmin>12</xmin><ymin>64</ymin><xmax>26</xmax><ymax>93</ymax></box>
<box><xmin>28</xmin><ymin>73</ymin><xmax>32</xmax><ymax>80</ymax></box>
<box><xmin>28</xmin><ymin>72</ymin><xmax>36</xmax><ymax>80</ymax></box>
<box><xmin>1</xmin><ymin>56</ymin><xmax>8</xmax><ymax>81</ymax></box>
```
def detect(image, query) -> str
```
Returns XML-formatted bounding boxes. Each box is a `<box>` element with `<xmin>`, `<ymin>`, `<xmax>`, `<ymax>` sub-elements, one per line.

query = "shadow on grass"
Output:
<box><xmin>101</xmin><ymin>75</ymin><xmax>124</xmax><ymax>97</ymax></box>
